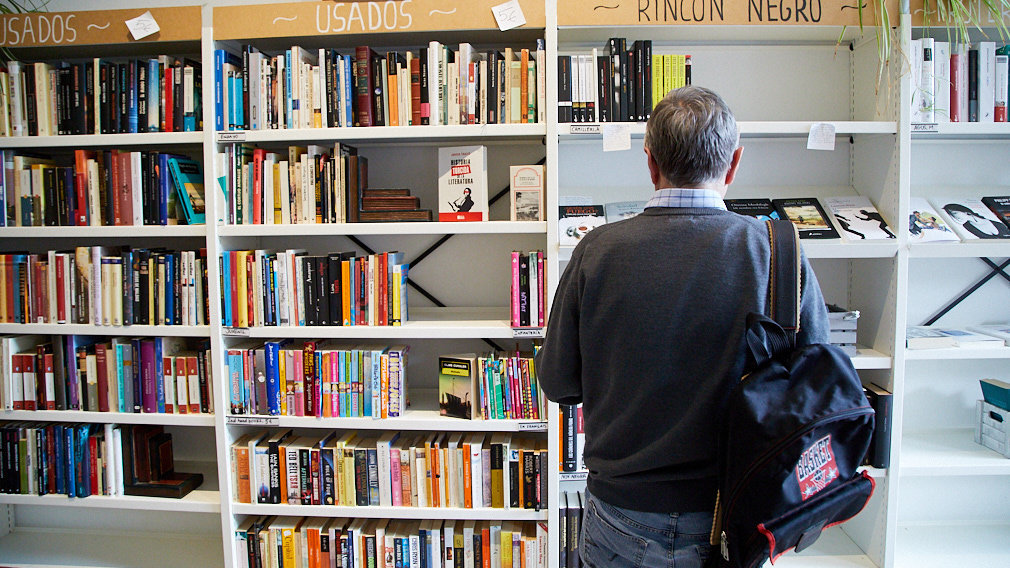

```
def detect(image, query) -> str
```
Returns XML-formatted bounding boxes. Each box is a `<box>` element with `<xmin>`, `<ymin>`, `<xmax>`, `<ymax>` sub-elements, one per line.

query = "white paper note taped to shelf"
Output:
<box><xmin>226</xmin><ymin>416</ymin><xmax>279</xmax><ymax>426</ymax></box>
<box><xmin>602</xmin><ymin>123</ymin><xmax>632</xmax><ymax>152</ymax></box>
<box><xmin>492</xmin><ymin>0</ymin><xmax>527</xmax><ymax>31</ymax></box>
<box><xmin>807</xmin><ymin>123</ymin><xmax>836</xmax><ymax>151</ymax></box>
<box><xmin>125</xmin><ymin>11</ymin><xmax>160</xmax><ymax>40</ymax></box>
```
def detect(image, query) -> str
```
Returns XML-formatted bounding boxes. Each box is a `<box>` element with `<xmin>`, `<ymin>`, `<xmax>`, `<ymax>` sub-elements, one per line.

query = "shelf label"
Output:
<box><xmin>227</xmin><ymin>415</ymin><xmax>279</xmax><ymax>426</ymax></box>
<box><xmin>218</xmin><ymin>131</ymin><xmax>248</xmax><ymax>142</ymax></box>
<box><xmin>559</xmin><ymin>471</ymin><xmax>588</xmax><ymax>481</ymax></box>
<box><xmin>223</xmin><ymin>327</ymin><xmax>251</xmax><ymax>337</ymax></box>
<box><xmin>213</xmin><ymin>0</ymin><xmax>545</xmax><ymax>40</ymax></box>
<box><xmin>0</xmin><ymin>7</ymin><xmax>201</xmax><ymax>47</ymax></box>
<box><xmin>518</xmin><ymin>421</ymin><xmax>548</xmax><ymax>431</ymax></box>
<box><xmin>557</xmin><ymin>0</ymin><xmax>896</xmax><ymax>26</ymax></box>
<box><xmin>911</xmin><ymin>123</ymin><xmax>939</xmax><ymax>133</ymax></box>
<box><xmin>512</xmin><ymin>327</ymin><xmax>544</xmax><ymax>338</ymax></box>
<box><xmin>569</xmin><ymin>124</ymin><xmax>601</xmax><ymax>135</ymax></box>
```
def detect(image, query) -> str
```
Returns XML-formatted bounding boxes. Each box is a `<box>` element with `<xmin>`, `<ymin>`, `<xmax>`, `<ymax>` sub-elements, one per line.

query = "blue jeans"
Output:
<box><xmin>580</xmin><ymin>489</ymin><xmax>713</xmax><ymax>568</ymax></box>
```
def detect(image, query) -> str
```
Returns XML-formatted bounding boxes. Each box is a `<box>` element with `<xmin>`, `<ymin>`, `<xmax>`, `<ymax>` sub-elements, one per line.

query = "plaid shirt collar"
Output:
<box><xmin>645</xmin><ymin>188</ymin><xmax>727</xmax><ymax>210</ymax></box>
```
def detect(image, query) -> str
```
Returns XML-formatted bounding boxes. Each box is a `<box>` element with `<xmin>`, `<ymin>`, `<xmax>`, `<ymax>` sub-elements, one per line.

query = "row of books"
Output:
<box><xmin>0</xmin><ymin>335</ymin><xmax>213</xmax><ymax>415</ymax></box>
<box><xmin>0</xmin><ymin>423</ymin><xmax>203</xmax><ymax>499</ymax></box>
<box><xmin>510</xmin><ymin>251</ymin><xmax>545</xmax><ymax>329</ymax></box>
<box><xmin>232</xmin><ymin>430</ymin><xmax>545</xmax><ymax>511</ymax></box>
<box><xmin>559</xmin><ymin>39</ymin><xmax>690</xmax><ymax>123</ymax></box>
<box><xmin>558</xmin><ymin>405</ymin><xmax>585</xmax><ymax>473</ymax></box>
<box><xmin>226</xmin><ymin>341</ymin><xmax>406</xmax><ymax>418</ymax></box>
<box><xmin>908</xmin><ymin>196</ymin><xmax>1010</xmax><ymax>242</ymax></box>
<box><xmin>438</xmin><ymin>351</ymin><xmax>545</xmax><ymax>422</ymax></box>
<box><xmin>0</xmin><ymin>248</ymin><xmax>210</xmax><ymax>327</ymax></box>
<box><xmin>1</xmin><ymin>150</ymin><xmax>204</xmax><ymax>228</ymax></box>
<box><xmin>911</xmin><ymin>40</ymin><xmax>1010</xmax><ymax>123</ymax></box>
<box><xmin>234</xmin><ymin>516</ymin><xmax>547</xmax><ymax>568</ymax></box>
<box><xmin>217</xmin><ymin>41</ymin><xmax>546</xmax><ymax>132</ymax></box>
<box><xmin>220</xmin><ymin>250</ymin><xmax>408</xmax><ymax>328</ymax></box>
<box><xmin>0</xmin><ymin>57</ymin><xmax>202</xmax><ymax>137</ymax></box>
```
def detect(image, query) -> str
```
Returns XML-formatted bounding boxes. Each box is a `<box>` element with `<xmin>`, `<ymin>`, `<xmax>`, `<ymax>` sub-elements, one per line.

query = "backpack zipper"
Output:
<box><xmin>721</xmin><ymin>406</ymin><xmax>873</xmax><ymax>536</ymax></box>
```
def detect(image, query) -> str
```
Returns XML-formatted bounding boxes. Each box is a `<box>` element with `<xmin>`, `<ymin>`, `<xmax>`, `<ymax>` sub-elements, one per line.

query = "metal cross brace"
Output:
<box><xmin>345</xmin><ymin>156</ymin><xmax>546</xmax><ymax>350</ymax></box>
<box><xmin>923</xmin><ymin>257</ymin><xmax>1010</xmax><ymax>326</ymax></box>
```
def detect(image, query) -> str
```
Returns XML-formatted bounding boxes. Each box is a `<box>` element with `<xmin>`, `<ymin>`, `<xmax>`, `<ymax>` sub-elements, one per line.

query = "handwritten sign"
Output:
<box><xmin>558</xmin><ymin>0</ymin><xmax>898</xmax><ymax>26</ymax></box>
<box><xmin>0</xmin><ymin>7</ymin><xmax>200</xmax><ymax>47</ymax></box>
<box><xmin>222</xmin><ymin>327</ymin><xmax>252</xmax><ymax>337</ymax></box>
<box><xmin>569</xmin><ymin>124</ymin><xmax>602</xmax><ymax>135</ymax></box>
<box><xmin>602</xmin><ymin>122</ymin><xmax>632</xmax><ymax>152</ymax></box>
<box><xmin>492</xmin><ymin>0</ymin><xmax>527</xmax><ymax>31</ymax></box>
<box><xmin>512</xmin><ymin>327</ymin><xmax>544</xmax><ymax>338</ymax></box>
<box><xmin>807</xmin><ymin>122</ymin><xmax>836</xmax><ymax>151</ymax></box>
<box><xmin>518</xmin><ymin>422</ymin><xmax>548</xmax><ymax>431</ymax></box>
<box><xmin>911</xmin><ymin>123</ymin><xmax>939</xmax><ymax>133</ymax></box>
<box><xmin>213</xmin><ymin>0</ymin><xmax>545</xmax><ymax>40</ymax></box>
<box><xmin>218</xmin><ymin>131</ymin><xmax>248</xmax><ymax>142</ymax></box>
<box><xmin>125</xmin><ymin>11</ymin><xmax>160</xmax><ymax>41</ymax></box>
<box><xmin>226</xmin><ymin>415</ymin><xmax>280</xmax><ymax>426</ymax></box>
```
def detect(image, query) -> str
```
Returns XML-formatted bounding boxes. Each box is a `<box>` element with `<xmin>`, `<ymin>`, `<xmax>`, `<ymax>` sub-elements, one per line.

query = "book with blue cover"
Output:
<box><xmin>168</xmin><ymin>156</ymin><xmax>205</xmax><ymax>225</ymax></box>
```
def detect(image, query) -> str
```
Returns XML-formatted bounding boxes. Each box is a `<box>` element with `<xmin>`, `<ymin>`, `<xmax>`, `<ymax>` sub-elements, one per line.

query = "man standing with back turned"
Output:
<box><xmin>535</xmin><ymin>86</ymin><xmax>829</xmax><ymax>567</ymax></box>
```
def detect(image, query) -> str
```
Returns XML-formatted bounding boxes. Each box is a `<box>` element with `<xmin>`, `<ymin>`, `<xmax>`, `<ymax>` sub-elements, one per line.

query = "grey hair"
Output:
<box><xmin>643</xmin><ymin>85</ymin><xmax>740</xmax><ymax>188</ymax></box>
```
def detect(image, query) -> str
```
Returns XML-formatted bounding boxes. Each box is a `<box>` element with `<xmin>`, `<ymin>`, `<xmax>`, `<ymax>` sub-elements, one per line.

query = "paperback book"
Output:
<box><xmin>725</xmin><ymin>198</ymin><xmax>780</xmax><ymax>221</ymax></box>
<box><xmin>438</xmin><ymin>145</ymin><xmax>488</xmax><ymax>222</ymax></box>
<box><xmin>981</xmin><ymin>196</ymin><xmax>1010</xmax><ymax>228</ymax></box>
<box><xmin>931</xmin><ymin>197</ymin><xmax>1010</xmax><ymax>240</ymax></box>
<box><xmin>603</xmin><ymin>200</ymin><xmax>647</xmax><ymax>223</ymax></box>
<box><xmin>822</xmin><ymin>196</ymin><xmax>896</xmax><ymax>240</ymax></box>
<box><xmin>907</xmin><ymin>326</ymin><xmax>1005</xmax><ymax>349</ymax></box>
<box><xmin>908</xmin><ymin>198</ymin><xmax>959</xmax><ymax>242</ymax></box>
<box><xmin>772</xmin><ymin>198</ymin><xmax>840</xmax><ymax>239</ymax></box>
<box><xmin>558</xmin><ymin>205</ymin><xmax>605</xmax><ymax>246</ymax></box>
<box><xmin>168</xmin><ymin>156</ymin><xmax>205</xmax><ymax>225</ymax></box>
<box><xmin>509</xmin><ymin>165</ymin><xmax>544</xmax><ymax>222</ymax></box>
<box><xmin>438</xmin><ymin>353</ymin><xmax>478</xmax><ymax>419</ymax></box>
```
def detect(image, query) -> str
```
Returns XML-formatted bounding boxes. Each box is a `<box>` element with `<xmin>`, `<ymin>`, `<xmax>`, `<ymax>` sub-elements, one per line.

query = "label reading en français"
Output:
<box><xmin>518</xmin><ymin>422</ymin><xmax>548</xmax><ymax>432</ymax></box>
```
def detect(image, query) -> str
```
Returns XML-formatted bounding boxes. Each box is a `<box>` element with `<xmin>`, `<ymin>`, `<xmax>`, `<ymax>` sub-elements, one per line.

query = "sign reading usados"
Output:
<box><xmin>315</xmin><ymin>1</ymin><xmax>416</xmax><ymax>33</ymax></box>
<box><xmin>1</xmin><ymin>13</ymin><xmax>80</xmax><ymax>46</ymax></box>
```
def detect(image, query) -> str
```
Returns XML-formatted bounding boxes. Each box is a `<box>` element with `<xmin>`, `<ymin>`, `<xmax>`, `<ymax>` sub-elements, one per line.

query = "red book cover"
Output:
<box><xmin>303</xmin><ymin>341</ymin><xmax>317</xmax><ymax>416</ymax></box>
<box><xmin>468</xmin><ymin>62</ymin><xmax>476</xmax><ymax>124</ymax></box>
<box><xmin>164</xmin><ymin>66</ymin><xmax>174</xmax><ymax>132</ymax></box>
<box><xmin>377</xmin><ymin>252</ymin><xmax>387</xmax><ymax>326</ymax></box>
<box><xmin>252</xmin><ymin>148</ymin><xmax>265</xmax><ymax>224</ymax></box>
<box><xmin>46</xmin><ymin>425</ymin><xmax>57</xmax><ymax>493</ymax></box>
<box><xmin>354</xmin><ymin>46</ymin><xmax>375</xmax><ymax>127</ymax></box>
<box><xmin>55</xmin><ymin>253</ymin><xmax>67</xmax><ymax>324</ymax></box>
<box><xmin>118</xmin><ymin>151</ymin><xmax>133</xmax><ymax>227</ymax></box>
<box><xmin>89</xmin><ymin>434</ymin><xmax>99</xmax><ymax>495</ymax></box>
<box><xmin>311</xmin><ymin>446</ymin><xmax>321</xmax><ymax>504</ymax></box>
<box><xmin>73</xmin><ymin>150</ymin><xmax>96</xmax><ymax>225</ymax></box>
<box><xmin>23</xmin><ymin>353</ymin><xmax>36</xmax><ymax>410</ymax></box>
<box><xmin>11</xmin><ymin>353</ymin><xmax>24</xmax><ymax>409</ymax></box>
<box><xmin>110</xmin><ymin>149</ymin><xmax>122</xmax><ymax>225</ymax></box>
<box><xmin>175</xmin><ymin>357</ymin><xmax>188</xmax><ymax>414</ymax></box>
<box><xmin>187</xmin><ymin>355</ymin><xmax>200</xmax><ymax>413</ymax></box>
<box><xmin>163</xmin><ymin>356</ymin><xmax>174</xmax><ymax>413</ymax></box>
<box><xmin>410</xmin><ymin>57</ymin><xmax>421</xmax><ymax>126</ymax></box>
<box><xmin>95</xmin><ymin>343</ymin><xmax>110</xmax><ymax>412</ymax></box>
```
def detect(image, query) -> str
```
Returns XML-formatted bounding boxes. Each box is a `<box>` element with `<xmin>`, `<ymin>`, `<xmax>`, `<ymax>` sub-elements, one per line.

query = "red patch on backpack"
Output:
<box><xmin>795</xmin><ymin>435</ymin><xmax>839</xmax><ymax>500</ymax></box>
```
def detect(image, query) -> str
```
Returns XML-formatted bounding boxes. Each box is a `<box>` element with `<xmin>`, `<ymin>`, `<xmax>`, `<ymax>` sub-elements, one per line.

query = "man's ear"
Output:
<box><xmin>724</xmin><ymin>146</ymin><xmax>744</xmax><ymax>186</ymax></box>
<box><xmin>645</xmin><ymin>146</ymin><xmax>661</xmax><ymax>187</ymax></box>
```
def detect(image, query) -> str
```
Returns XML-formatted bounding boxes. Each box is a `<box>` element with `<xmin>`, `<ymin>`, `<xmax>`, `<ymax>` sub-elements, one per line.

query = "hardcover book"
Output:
<box><xmin>509</xmin><ymin>165</ymin><xmax>544</xmax><ymax>222</ymax></box>
<box><xmin>822</xmin><ymin>196</ymin><xmax>896</xmax><ymax>240</ymax></box>
<box><xmin>558</xmin><ymin>205</ymin><xmax>605</xmax><ymax>246</ymax></box>
<box><xmin>438</xmin><ymin>146</ymin><xmax>488</xmax><ymax>222</ymax></box>
<box><xmin>981</xmin><ymin>196</ymin><xmax>1010</xmax><ymax>229</ymax></box>
<box><xmin>908</xmin><ymin>197</ymin><xmax>959</xmax><ymax>242</ymax></box>
<box><xmin>438</xmin><ymin>353</ymin><xmax>478</xmax><ymax>420</ymax></box>
<box><xmin>725</xmin><ymin>198</ymin><xmax>780</xmax><ymax>221</ymax></box>
<box><xmin>931</xmin><ymin>197</ymin><xmax>1010</xmax><ymax>240</ymax></box>
<box><xmin>771</xmin><ymin>198</ymin><xmax>840</xmax><ymax>239</ymax></box>
<box><xmin>603</xmin><ymin>200</ymin><xmax>647</xmax><ymax>223</ymax></box>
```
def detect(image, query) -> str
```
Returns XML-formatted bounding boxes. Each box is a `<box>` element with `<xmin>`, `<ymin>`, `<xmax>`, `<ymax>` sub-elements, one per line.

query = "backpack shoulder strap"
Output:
<box><xmin>766</xmin><ymin>219</ymin><xmax>801</xmax><ymax>345</ymax></box>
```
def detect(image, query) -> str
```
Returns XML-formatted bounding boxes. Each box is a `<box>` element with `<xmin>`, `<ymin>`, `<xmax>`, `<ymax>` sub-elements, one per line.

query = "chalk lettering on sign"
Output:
<box><xmin>273</xmin><ymin>16</ymin><xmax>298</xmax><ymax>24</ymax></box>
<box><xmin>748</xmin><ymin>0</ymin><xmax>822</xmax><ymax>22</ymax></box>
<box><xmin>594</xmin><ymin>4</ymin><xmax>621</xmax><ymax>9</ymax></box>
<box><xmin>429</xmin><ymin>8</ymin><xmax>457</xmax><ymax>15</ymax></box>
<box><xmin>638</xmin><ymin>0</ymin><xmax>726</xmax><ymax>22</ymax></box>
<box><xmin>1</xmin><ymin>14</ymin><xmax>79</xmax><ymax>46</ymax></box>
<box><xmin>87</xmin><ymin>22</ymin><xmax>111</xmax><ymax>30</ymax></box>
<box><xmin>317</xmin><ymin>1</ymin><xmax>413</xmax><ymax>33</ymax></box>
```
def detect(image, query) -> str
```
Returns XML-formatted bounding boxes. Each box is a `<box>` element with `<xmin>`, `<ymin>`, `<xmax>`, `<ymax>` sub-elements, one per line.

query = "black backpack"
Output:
<box><xmin>709</xmin><ymin>220</ymin><xmax>876</xmax><ymax>568</ymax></box>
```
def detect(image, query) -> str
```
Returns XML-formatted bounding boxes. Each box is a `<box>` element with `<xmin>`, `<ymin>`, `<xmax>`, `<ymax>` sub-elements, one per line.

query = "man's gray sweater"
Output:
<box><xmin>535</xmin><ymin>206</ymin><xmax>829</xmax><ymax>513</ymax></box>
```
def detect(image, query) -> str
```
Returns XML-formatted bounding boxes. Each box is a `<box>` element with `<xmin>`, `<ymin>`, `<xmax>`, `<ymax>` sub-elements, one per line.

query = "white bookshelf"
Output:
<box><xmin>0</xmin><ymin>226</ymin><xmax>207</xmax><ymax>238</ymax></box>
<box><xmin>218</xmin><ymin>123</ymin><xmax>546</xmax><ymax>145</ymax></box>
<box><xmin>900</xmin><ymin>430</ymin><xmax>1010</xmax><ymax>476</ymax></box>
<box><xmin>0</xmin><ymin>131</ymin><xmax>204</xmax><ymax>149</ymax></box>
<box><xmin>559</xmin><ymin>120</ymin><xmax>897</xmax><ymax>138</ymax></box>
<box><xmin>0</xmin><ymin>410</ymin><xmax>215</xmax><ymax>426</ymax></box>
<box><xmin>0</xmin><ymin>528</ymin><xmax>223</xmax><ymax>567</ymax></box>
<box><xmin>217</xmin><ymin>220</ymin><xmax>547</xmax><ymax>237</ymax></box>
<box><xmin>0</xmin><ymin>324</ymin><xmax>211</xmax><ymax>336</ymax></box>
<box><xmin>229</xmin><ymin>504</ymin><xmax>547</xmax><ymax>521</ymax></box>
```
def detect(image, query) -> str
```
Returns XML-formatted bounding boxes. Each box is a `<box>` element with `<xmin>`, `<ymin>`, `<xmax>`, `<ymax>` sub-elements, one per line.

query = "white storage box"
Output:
<box><xmin>974</xmin><ymin>400</ymin><xmax>1010</xmax><ymax>458</ymax></box>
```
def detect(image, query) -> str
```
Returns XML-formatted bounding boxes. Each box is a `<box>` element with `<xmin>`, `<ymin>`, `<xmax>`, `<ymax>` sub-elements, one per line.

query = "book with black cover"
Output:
<box><xmin>725</xmin><ymin>198</ymin><xmax>781</xmax><ymax>221</ymax></box>
<box><xmin>772</xmin><ymin>197</ymin><xmax>840</xmax><ymax>239</ymax></box>
<box><xmin>124</xmin><ymin>472</ymin><xmax>204</xmax><ymax>498</ymax></box>
<box><xmin>863</xmin><ymin>383</ymin><xmax>892</xmax><ymax>469</ymax></box>
<box><xmin>982</xmin><ymin>196</ymin><xmax>1010</xmax><ymax>229</ymax></box>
